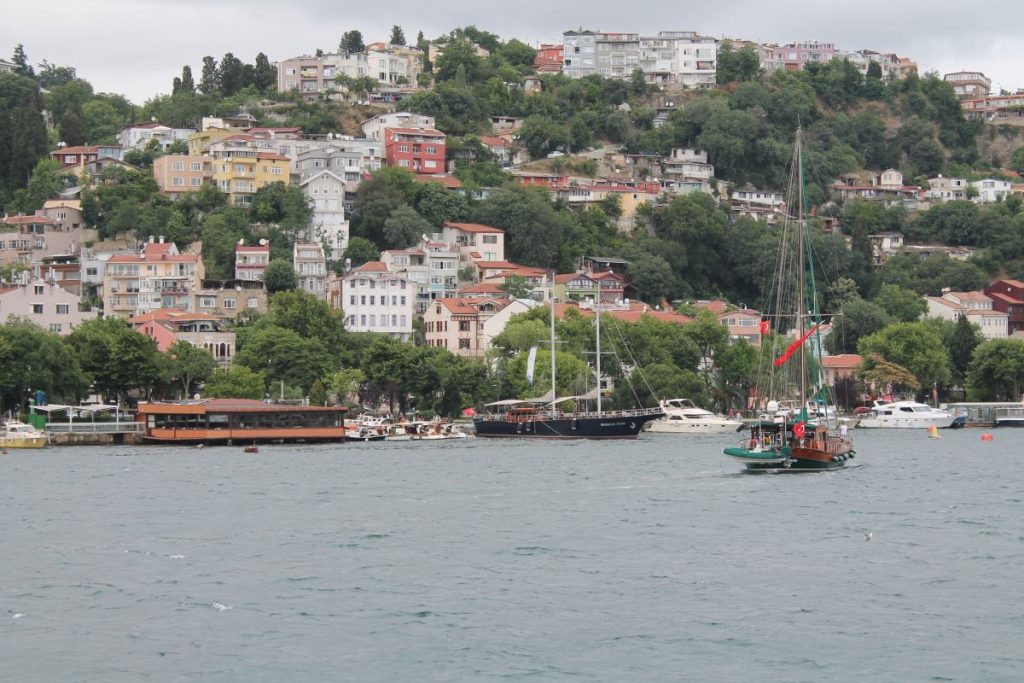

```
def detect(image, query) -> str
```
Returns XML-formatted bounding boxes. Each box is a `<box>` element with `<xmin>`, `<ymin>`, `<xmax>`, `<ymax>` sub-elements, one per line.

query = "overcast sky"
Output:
<box><xmin>3</xmin><ymin>0</ymin><xmax>1021</xmax><ymax>104</ymax></box>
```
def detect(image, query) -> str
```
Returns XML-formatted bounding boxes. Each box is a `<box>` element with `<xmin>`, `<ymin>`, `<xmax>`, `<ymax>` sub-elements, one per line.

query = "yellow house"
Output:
<box><xmin>211</xmin><ymin>151</ymin><xmax>291</xmax><ymax>206</ymax></box>
<box><xmin>187</xmin><ymin>128</ymin><xmax>238</xmax><ymax>156</ymax></box>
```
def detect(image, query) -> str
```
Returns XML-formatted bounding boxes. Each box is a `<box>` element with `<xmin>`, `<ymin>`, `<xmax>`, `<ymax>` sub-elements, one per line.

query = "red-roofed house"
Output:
<box><xmin>983</xmin><ymin>280</ymin><xmax>1024</xmax><ymax>334</ymax></box>
<box><xmin>338</xmin><ymin>261</ymin><xmax>414</xmax><ymax>341</ymax></box>
<box><xmin>820</xmin><ymin>354</ymin><xmax>862</xmax><ymax>386</ymax></box>
<box><xmin>442</xmin><ymin>222</ymin><xmax>505</xmax><ymax>262</ymax></box>
<box><xmin>554</xmin><ymin>270</ymin><xmax>626</xmax><ymax>305</ymax></box>
<box><xmin>424</xmin><ymin>297</ymin><xmax>510</xmax><ymax>357</ymax></box>
<box><xmin>512</xmin><ymin>170</ymin><xmax>569</xmax><ymax>189</ymax></box>
<box><xmin>413</xmin><ymin>174</ymin><xmax>463</xmax><ymax>189</ymax></box>
<box><xmin>384</xmin><ymin>127</ymin><xmax>446</xmax><ymax>172</ymax></box>
<box><xmin>477</xmin><ymin>135</ymin><xmax>514</xmax><ymax>165</ymax></box>
<box><xmin>130</xmin><ymin>309</ymin><xmax>235</xmax><ymax>367</ymax></box>
<box><xmin>719</xmin><ymin>308</ymin><xmax>764</xmax><ymax>347</ymax></box>
<box><xmin>534</xmin><ymin>44</ymin><xmax>564</xmax><ymax>73</ymax></box>
<box><xmin>103</xmin><ymin>237</ymin><xmax>204</xmax><ymax>318</ymax></box>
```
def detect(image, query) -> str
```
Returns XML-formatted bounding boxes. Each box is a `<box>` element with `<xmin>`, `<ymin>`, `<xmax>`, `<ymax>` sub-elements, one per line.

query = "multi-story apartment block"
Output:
<box><xmin>296</xmin><ymin>144</ymin><xmax>376</xmax><ymax>195</ymax></box>
<box><xmin>338</xmin><ymin>261</ymin><xmax>414</xmax><ymax>341</ymax></box>
<box><xmin>534</xmin><ymin>44</ymin><xmax>564</xmax><ymax>72</ymax></box>
<box><xmin>768</xmin><ymin>41</ymin><xmax>837</xmax><ymax>72</ymax></box>
<box><xmin>985</xmin><ymin>280</ymin><xmax>1024</xmax><ymax>335</ymax></box>
<box><xmin>423</xmin><ymin>297</ymin><xmax>507</xmax><ymax>357</ymax></box>
<box><xmin>553</xmin><ymin>270</ymin><xmax>626</xmax><ymax>305</ymax></box>
<box><xmin>293</xmin><ymin>242</ymin><xmax>327</xmax><ymax>298</ymax></box>
<box><xmin>944</xmin><ymin>71</ymin><xmax>991</xmax><ymax>99</ymax></box>
<box><xmin>383</xmin><ymin>127</ymin><xmax>446</xmax><ymax>172</ymax></box>
<box><xmin>102</xmin><ymin>238</ymin><xmax>203</xmax><ymax>318</ymax></box>
<box><xmin>926</xmin><ymin>176</ymin><xmax>969</xmax><ymax>202</ymax></box>
<box><xmin>152</xmin><ymin>155</ymin><xmax>214</xmax><ymax>198</ymax></box>
<box><xmin>381</xmin><ymin>239</ymin><xmax>459</xmax><ymax>313</ymax></box>
<box><xmin>211</xmin><ymin>147</ymin><xmax>290</xmax><ymax>206</ymax></box>
<box><xmin>563</xmin><ymin>30</ymin><xmax>598</xmax><ymax>78</ymax></box>
<box><xmin>845</xmin><ymin>50</ymin><xmax>902</xmax><ymax>79</ymax></box>
<box><xmin>0</xmin><ymin>278</ymin><xmax>96</xmax><ymax>334</ymax></box>
<box><xmin>926</xmin><ymin>291</ymin><xmax>1008</xmax><ymax>339</ymax></box>
<box><xmin>961</xmin><ymin>91</ymin><xmax>1024</xmax><ymax>121</ymax></box>
<box><xmin>235</xmin><ymin>241</ymin><xmax>270</xmax><ymax>281</ymax></box>
<box><xmin>131</xmin><ymin>309</ymin><xmax>236</xmax><ymax>367</ymax></box>
<box><xmin>37</xmin><ymin>199</ymin><xmax>85</xmax><ymax>232</ymax></box>
<box><xmin>441</xmin><ymin>222</ymin><xmax>505</xmax><ymax>263</ymax></box>
<box><xmin>277</xmin><ymin>53</ymin><xmax>369</xmax><ymax>101</ymax></box>
<box><xmin>362</xmin><ymin>112</ymin><xmax>436</xmax><ymax>141</ymax></box>
<box><xmin>664</xmin><ymin>148</ymin><xmax>714</xmax><ymax>179</ymax></box>
<box><xmin>1</xmin><ymin>214</ymin><xmax>94</xmax><ymax>266</ymax></box>
<box><xmin>196</xmin><ymin>279</ymin><xmax>268</xmax><ymax>319</ymax></box>
<box><xmin>300</xmin><ymin>170</ymin><xmax>349</xmax><ymax>261</ymax></box>
<box><xmin>563</xmin><ymin>30</ymin><xmax>716</xmax><ymax>87</ymax></box>
<box><xmin>117</xmin><ymin>121</ymin><xmax>194</xmax><ymax>151</ymax></box>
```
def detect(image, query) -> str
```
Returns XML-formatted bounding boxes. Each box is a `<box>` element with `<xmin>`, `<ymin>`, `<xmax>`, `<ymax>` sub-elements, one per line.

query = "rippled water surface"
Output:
<box><xmin>2</xmin><ymin>429</ymin><xmax>1023</xmax><ymax>681</ymax></box>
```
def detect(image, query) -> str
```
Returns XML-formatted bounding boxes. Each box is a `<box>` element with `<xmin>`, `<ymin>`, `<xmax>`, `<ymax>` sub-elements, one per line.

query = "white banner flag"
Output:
<box><xmin>525</xmin><ymin>345</ymin><xmax>538</xmax><ymax>385</ymax></box>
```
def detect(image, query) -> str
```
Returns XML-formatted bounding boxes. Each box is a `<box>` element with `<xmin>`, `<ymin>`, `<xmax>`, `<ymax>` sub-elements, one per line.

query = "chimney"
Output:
<box><xmin>158</xmin><ymin>235</ymin><xmax>165</xmax><ymax>244</ymax></box>
<box><xmin>149</xmin><ymin>235</ymin><xmax>155</xmax><ymax>244</ymax></box>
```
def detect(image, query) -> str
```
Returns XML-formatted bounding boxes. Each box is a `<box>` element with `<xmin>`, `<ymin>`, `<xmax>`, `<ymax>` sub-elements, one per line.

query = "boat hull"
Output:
<box><xmin>647</xmin><ymin>419</ymin><xmax>743</xmax><ymax>434</ymax></box>
<box><xmin>857</xmin><ymin>416</ymin><xmax>964</xmax><ymax>429</ymax></box>
<box><xmin>475</xmin><ymin>413</ymin><xmax>660</xmax><ymax>439</ymax></box>
<box><xmin>0</xmin><ymin>435</ymin><xmax>48</xmax><ymax>449</ymax></box>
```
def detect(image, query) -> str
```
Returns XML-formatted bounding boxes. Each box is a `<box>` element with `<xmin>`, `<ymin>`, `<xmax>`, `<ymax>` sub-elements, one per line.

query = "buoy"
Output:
<box><xmin>928</xmin><ymin>425</ymin><xmax>941</xmax><ymax>439</ymax></box>
<box><xmin>981</xmin><ymin>433</ymin><xmax>993</xmax><ymax>442</ymax></box>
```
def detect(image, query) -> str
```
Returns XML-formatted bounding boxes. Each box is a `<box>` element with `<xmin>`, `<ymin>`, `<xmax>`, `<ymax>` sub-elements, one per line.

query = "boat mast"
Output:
<box><xmin>550</xmin><ymin>274</ymin><xmax>557</xmax><ymax>406</ymax></box>
<box><xmin>796</xmin><ymin>127</ymin><xmax>808</xmax><ymax>411</ymax></box>
<box><xmin>595</xmin><ymin>286</ymin><xmax>602</xmax><ymax>415</ymax></box>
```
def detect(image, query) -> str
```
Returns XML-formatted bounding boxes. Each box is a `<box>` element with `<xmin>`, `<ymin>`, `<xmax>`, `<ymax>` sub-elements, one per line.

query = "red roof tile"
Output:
<box><xmin>3</xmin><ymin>215</ymin><xmax>54</xmax><ymax>225</ymax></box>
<box><xmin>414</xmin><ymin>174</ymin><xmax>463</xmax><ymax>188</ymax></box>
<box><xmin>444</xmin><ymin>221</ymin><xmax>503</xmax><ymax>234</ymax></box>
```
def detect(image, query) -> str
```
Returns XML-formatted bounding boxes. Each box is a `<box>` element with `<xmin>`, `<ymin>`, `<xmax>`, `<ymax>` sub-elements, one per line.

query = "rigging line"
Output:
<box><xmin>603</xmin><ymin>309</ymin><xmax>657</xmax><ymax>405</ymax></box>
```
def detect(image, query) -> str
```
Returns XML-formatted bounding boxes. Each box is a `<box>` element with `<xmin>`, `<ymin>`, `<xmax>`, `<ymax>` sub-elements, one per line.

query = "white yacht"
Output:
<box><xmin>856</xmin><ymin>400</ymin><xmax>965</xmax><ymax>429</ymax></box>
<box><xmin>646</xmin><ymin>399</ymin><xmax>744</xmax><ymax>434</ymax></box>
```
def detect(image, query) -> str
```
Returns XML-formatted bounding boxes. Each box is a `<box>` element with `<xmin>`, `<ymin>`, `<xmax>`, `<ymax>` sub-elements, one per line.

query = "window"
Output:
<box><xmin>400</xmin><ymin>315</ymin><xmax>407</xmax><ymax>327</ymax></box>
<box><xmin>190</xmin><ymin>178</ymin><xmax>202</xmax><ymax>186</ymax></box>
<box><xmin>172</xmin><ymin>162</ymin><xmax>184</xmax><ymax>171</ymax></box>
<box><xmin>400</xmin><ymin>296</ymin><xmax>406</xmax><ymax>305</ymax></box>
<box><xmin>190</xmin><ymin>162</ymin><xmax>202</xmax><ymax>171</ymax></box>
<box><xmin>369</xmin><ymin>315</ymin><xmax>375</xmax><ymax>326</ymax></box>
<box><xmin>56</xmin><ymin>304</ymin><xmax>69</xmax><ymax>315</ymax></box>
<box><xmin>423</xmin><ymin>160</ymin><xmax>437</xmax><ymax>169</ymax></box>
<box><xmin>34</xmin><ymin>285</ymin><xmax>44</xmax><ymax>294</ymax></box>
<box><xmin>172</xmin><ymin>177</ymin><xmax>184</xmax><ymax>186</ymax></box>
<box><xmin>65</xmin><ymin>155</ymin><xmax>77</xmax><ymax>163</ymax></box>
<box><xmin>369</xmin><ymin>295</ymin><xmax>375</xmax><ymax>305</ymax></box>
<box><xmin>349</xmin><ymin>295</ymin><xmax>356</xmax><ymax>306</ymax></box>
<box><xmin>360</xmin><ymin>314</ymin><xmax>366</xmax><ymax>326</ymax></box>
<box><xmin>459</xmin><ymin>339</ymin><xmax>471</xmax><ymax>349</ymax></box>
<box><xmin>247</xmin><ymin>297</ymin><xmax>258</xmax><ymax>308</ymax></box>
<box><xmin>482</xmin><ymin>235</ymin><xmax>498</xmax><ymax>244</ymax></box>
<box><xmin>391</xmin><ymin>315</ymin><xmax>397</xmax><ymax>327</ymax></box>
<box><xmin>399</xmin><ymin>145</ymin><xmax>409</xmax><ymax>153</ymax></box>
<box><xmin>425</xmin><ymin>146</ymin><xmax>437</xmax><ymax>155</ymax></box>
<box><xmin>271</xmin><ymin>167</ymin><xmax>282</xmax><ymax>175</ymax></box>
<box><xmin>49</xmin><ymin>323</ymin><xmax>62</xmax><ymax>333</ymax></box>
<box><xmin>399</xmin><ymin>159</ymin><xmax>409</xmax><ymax>167</ymax></box>
<box><xmin>235</xmin><ymin>164</ymin><xmax>246</xmax><ymax>173</ymax></box>
<box><xmin>200</xmin><ymin>297</ymin><xmax>216</xmax><ymax>308</ymax></box>
<box><xmin>32</xmin><ymin>304</ymin><xmax>43</xmax><ymax>314</ymax></box>
<box><xmin>459</xmin><ymin>321</ymin><xmax>471</xmax><ymax>332</ymax></box>
<box><xmin>224</xmin><ymin>298</ymin><xmax>236</xmax><ymax>309</ymax></box>
<box><xmin>361</xmin><ymin>295</ymin><xmax>366</xmax><ymax>305</ymax></box>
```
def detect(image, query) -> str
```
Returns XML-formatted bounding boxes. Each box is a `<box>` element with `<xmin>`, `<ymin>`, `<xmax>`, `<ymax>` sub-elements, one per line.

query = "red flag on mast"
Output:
<box><xmin>759</xmin><ymin>319</ymin><xmax>770</xmax><ymax>335</ymax></box>
<box><xmin>773</xmin><ymin>324</ymin><xmax>820</xmax><ymax>367</ymax></box>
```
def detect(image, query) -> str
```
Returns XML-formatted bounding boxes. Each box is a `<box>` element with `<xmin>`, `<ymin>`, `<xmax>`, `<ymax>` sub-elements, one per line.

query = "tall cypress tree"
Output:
<box><xmin>199</xmin><ymin>56</ymin><xmax>218</xmax><ymax>94</ymax></box>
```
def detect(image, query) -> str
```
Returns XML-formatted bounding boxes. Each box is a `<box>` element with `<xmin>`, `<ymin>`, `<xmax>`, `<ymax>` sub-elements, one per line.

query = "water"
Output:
<box><xmin>2</xmin><ymin>429</ymin><xmax>1023</xmax><ymax>682</ymax></box>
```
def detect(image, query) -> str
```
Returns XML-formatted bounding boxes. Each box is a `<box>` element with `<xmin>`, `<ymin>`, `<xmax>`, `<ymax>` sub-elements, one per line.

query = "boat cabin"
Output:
<box><xmin>137</xmin><ymin>399</ymin><xmax>347</xmax><ymax>443</ymax></box>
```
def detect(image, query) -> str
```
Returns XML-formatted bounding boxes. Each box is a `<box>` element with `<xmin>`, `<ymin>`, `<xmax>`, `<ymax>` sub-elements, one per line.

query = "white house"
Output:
<box><xmin>117</xmin><ymin>121</ymin><xmax>194</xmax><ymax>151</ymax></box>
<box><xmin>925</xmin><ymin>291</ymin><xmax>1008</xmax><ymax>339</ymax></box>
<box><xmin>972</xmin><ymin>178</ymin><xmax>1013</xmax><ymax>204</ymax></box>
<box><xmin>441</xmin><ymin>222</ymin><xmax>505</xmax><ymax>263</ymax></box>
<box><xmin>340</xmin><ymin>261</ymin><xmax>414</xmax><ymax>341</ymax></box>
<box><xmin>0</xmin><ymin>278</ymin><xmax>96</xmax><ymax>334</ymax></box>
<box><xmin>926</xmin><ymin>176</ymin><xmax>969</xmax><ymax>202</ymax></box>
<box><xmin>361</xmin><ymin>112</ymin><xmax>436</xmax><ymax>141</ymax></box>
<box><xmin>300</xmin><ymin>170</ymin><xmax>350</xmax><ymax>260</ymax></box>
<box><xmin>293</xmin><ymin>242</ymin><xmax>327</xmax><ymax>299</ymax></box>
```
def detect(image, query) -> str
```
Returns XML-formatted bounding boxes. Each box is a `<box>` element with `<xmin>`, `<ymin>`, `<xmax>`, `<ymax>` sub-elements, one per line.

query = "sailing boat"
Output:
<box><xmin>724</xmin><ymin>127</ymin><xmax>855</xmax><ymax>471</ymax></box>
<box><xmin>474</xmin><ymin>283</ymin><xmax>664</xmax><ymax>438</ymax></box>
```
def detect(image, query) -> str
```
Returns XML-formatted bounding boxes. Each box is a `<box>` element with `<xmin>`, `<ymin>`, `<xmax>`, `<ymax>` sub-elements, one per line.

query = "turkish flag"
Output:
<box><xmin>792</xmin><ymin>421</ymin><xmax>806</xmax><ymax>439</ymax></box>
<box><xmin>759</xmin><ymin>319</ymin><xmax>770</xmax><ymax>335</ymax></box>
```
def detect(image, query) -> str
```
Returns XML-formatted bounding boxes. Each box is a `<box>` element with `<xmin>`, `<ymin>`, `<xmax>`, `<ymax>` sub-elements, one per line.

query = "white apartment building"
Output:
<box><xmin>441</xmin><ymin>222</ymin><xmax>505</xmax><ymax>263</ymax></box>
<box><xmin>340</xmin><ymin>261</ymin><xmax>414</xmax><ymax>341</ymax></box>
<box><xmin>277</xmin><ymin>53</ymin><xmax>370</xmax><ymax>100</ymax></box>
<box><xmin>0</xmin><ymin>278</ymin><xmax>96</xmax><ymax>334</ymax></box>
<box><xmin>926</xmin><ymin>176</ymin><xmax>969</xmax><ymax>202</ymax></box>
<box><xmin>235</xmin><ymin>241</ymin><xmax>270</xmax><ymax>281</ymax></box>
<box><xmin>563</xmin><ymin>30</ymin><xmax>716</xmax><ymax>87</ymax></box>
<box><xmin>664</xmin><ymin>148</ymin><xmax>714</xmax><ymax>179</ymax></box>
<box><xmin>300</xmin><ymin>170</ymin><xmax>350</xmax><ymax>260</ymax></box>
<box><xmin>295</xmin><ymin>143</ymin><xmax>382</xmax><ymax>192</ymax></box>
<box><xmin>293</xmin><ymin>242</ymin><xmax>327</xmax><ymax>299</ymax></box>
<box><xmin>117</xmin><ymin>121</ymin><xmax>194</xmax><ymax>151</ymax></box>
<box><xmin>381</xmin><ymin>239</ymin><xmax>459</xmax><ymax>313</ymax></box>
<box><xmin>972</xmin><ymin>178</ymin><xmax>1013</xmax><ymax>204</ymax></box>
<box><xmin>926</xmin><ymin>291</ymin><xmax>1008</xmax><ymax>339</ymax></box>
<box><xmin>361</xmin><ymin>112</ymin><xmax>437</xmax><ymax>141</ymax></box>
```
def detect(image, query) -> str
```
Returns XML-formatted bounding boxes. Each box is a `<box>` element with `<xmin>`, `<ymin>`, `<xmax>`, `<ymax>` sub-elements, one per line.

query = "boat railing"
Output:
<box><xmin>476</xmin><ymin>406</ymin><xmax>665</xmax><ymax>422</ymax></box>
<box><xmin>44</xmin><ymin>421</ymin><xmax>144</xmax><ymax>434</ymax></box>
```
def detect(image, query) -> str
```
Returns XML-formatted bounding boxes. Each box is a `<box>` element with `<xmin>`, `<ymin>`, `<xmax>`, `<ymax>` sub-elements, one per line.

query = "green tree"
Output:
<box><xmin>235</xmin><ymin>326</ymin><xmax>333</xmax><ymax>394</ymax></box>
<box><xmin>309</xmin><ymin>378</ymin><xmax>328</xmax><ymax>405</ymax></box>
<box><xmin>516</xmin><ymin>114</ymin><xmax>569</xmax><ymax>158</ymax></box>
<box><xmin>498</xmin><ymin>276</ymin><xmax>533</xmax><ymax>299</ymax></box>
<box><xmin>858</xmin><ymin>321</ymin><xmax>952</xmax><ymax>392</ymax></box>
<box><xmin>339</xmin><ymin>30</ymin><xmax>366</xmax><ymax>53</ymax></box>
<box><xmin>716</xmin><ymin>42</ymin><xmax>762</xmax><ymax>84</ymax></box>
<box><xmin>263</xmin><ymin>259</ymin><xmax>298</xmax><ymax>293</ymax></box>
<box><xmin>1010</xmin><ymin>147</ymin><xmax>1024</xmax><ymax>175</ymax></box>
<box><xmin>472</xmin><ymin>185</ymin><xmax>575</xmax><ymax>269</ymax></box>
<box><xmin>0</xmin><ymin>319</ymin><xmax>88</xmax><ymax>414</ymax></box>
<box><xmin>217</xmin><ymin>52</ymin><xmax>245</xmax><ymax>96</ymax></box>
<box><xmin>390</xmin><ymin>25</ymin><xmax>406</xmax><ymax>46</ymax></box>
<box><xmin>873</xmin><ymin>283</ymin><xmax>926</xmax><ymax>322</ymax></box>
<box><xmin>59</xmin><ymin>109</ymin><xmax>87</xmax><ymax>146</ymax></box>
<box><xmin>199</xmin><ymin>56</ymin><xmax>219</xmax><ymax>94</ymax></box>
<box><xmin>967</xmin><ymin>339</ymin><xmax>1024</xmax><ymax>401</ymax></box>
<box><xmin>435</xmin><ymin>38</ymin><xmax>483</xmax><ymax>83</ymax></box>
<box><xmin>66</xmin><ymin>317</ymin><xmax>163</xmax><ymax>403</ymax></box>
<box><xmin>341</xmin><ymin>236</ymin><xmax>380</xmax><ymax>267</ymax></box>
<box><xmin>82</xmin><ymin>99</ymin><xmax>125</xmax><ymax>143</ymax></box>
<box><xmin>11</xmin><ymin>44</ymin><xmax>33</xmax><ymax>77</ymax></box>
<box><xmin>825</xmin><ymin>299</ymin><xmax>892</xmax><ymax>355</ymax></box>
<box><xmin>165</xmin><ymin>341</ymin><xmax>218</xmax><ymax>398</ymax></box>
<box><xmin>948</xmin><ymin>313</ymin><xmax>983</xmax><ymax>385</ymax></box>
<box><xmin>178</xmin><ymin>65</ymin><xmax>195</xmax><ymax>93</ymax></box>
<box><xmin>383</xmin><ymin>205</ymin><xmax>431</xmax><ymax>249</ymax></box>
<box><xmin>414</xmin><ymin>181</ymin><xmax>469</xmax><ymax>226</ymax></box>
<box><xmin>625</xmin><ymin>249</ymin><xmax>677</xmax><ymax>304</ymax></box>
<box><xmin>0</xmin><ymin>73</ymin><xmax>49</xmax><ymax>200</ymax></box>
<box><xmin>203</xmin><ymin>365</ymin><xmax>266</xmax><ymax>399</ymax></box>
<box><xmin>253</xmin><ymin>53</ymin><xmax>275</xmax><ymax>91</ymax></box>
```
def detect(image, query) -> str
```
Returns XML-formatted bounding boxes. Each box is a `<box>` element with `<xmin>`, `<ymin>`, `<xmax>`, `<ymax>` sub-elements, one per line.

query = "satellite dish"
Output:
<box><xmin>238</xmin><ymin>238</ymin><xmax>245</xmax><ymax>245</ymax></box>
<box><xmin>259</xmin><ymin>238</ymin><xmax>267</xmax><ymax>246</ymax></box>
<box><xmin>235</xmin><ymin>284</ymin><xmax>242</xmax><ymax>291</ymax></box>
